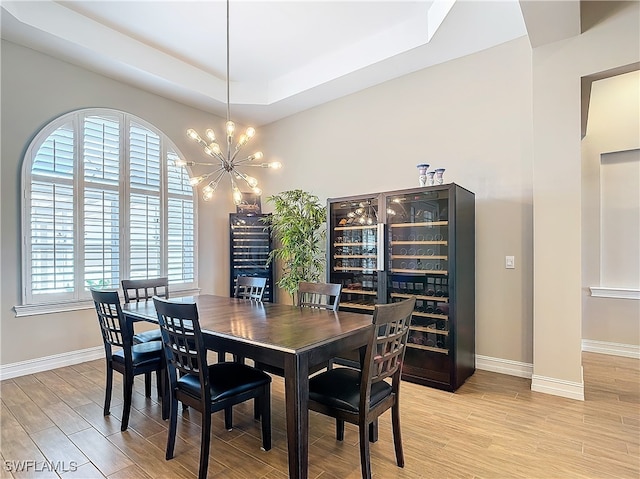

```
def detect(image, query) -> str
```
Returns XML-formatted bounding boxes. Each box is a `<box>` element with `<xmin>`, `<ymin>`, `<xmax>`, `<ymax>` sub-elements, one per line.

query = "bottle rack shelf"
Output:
<box><xmin>407</xmin><ymin>343</ymin><xmax>449</xmax><ymax>355</ymax></box>
<box><xmin>389</xmin><ymin>221</ymin><xmax>449</xmax><ymax>228</ymax></box>
<box><xmin>341</xmin><ymin>302</ymin><xmax>376</xmax><ymax>311</ymax></box>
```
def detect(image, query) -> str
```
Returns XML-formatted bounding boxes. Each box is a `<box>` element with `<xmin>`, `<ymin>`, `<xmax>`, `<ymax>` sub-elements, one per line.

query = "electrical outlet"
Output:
<box><xmin>505</xmin><ymin>256</ymin><xmax>515</xmax><ymax>269</ymax></box>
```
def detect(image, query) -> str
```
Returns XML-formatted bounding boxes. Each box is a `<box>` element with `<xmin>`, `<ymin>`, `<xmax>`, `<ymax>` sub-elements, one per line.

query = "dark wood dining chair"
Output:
<box><xmin>122</xmin><ymin>277</ymin><xmax>169</xmax><ymax>394</ymax></box>
<box><xmin>232</xmin><ymin>275</ymin><xmax>267</xmax><ymax>364</ymax></box>
<box><xmin>296</xmin><ymin>281</ymin><xmax>358</xmax><ymax>370</ymax></box>
<box><xmin>90</xmin><ymin>288</ymin><xmax>167</xmax><ymax>431</ymax></box>
<box><xmin>297</xmin><ymin>281</ymin><xmax>341</xmax><ymax>310</ymax></box>
<box><xmin>121</xmin><ymin>277</ymin><xmax>169</xmax><ymax>344</ymax></box>
<box><xmin>153</xmin><ymin>296</ymin><xmax>272</xmax><ymax>479</ymax></box>
<box><xmin>254</xmin><ymin>281</ymin><xmax>342</xmax><ymax>377</ymax></box>
<box><xmin>234</xmin><ymin>275</ymin><xmax>267</xmax><ymax>301</ymax></box>
<box><xmin>307</xmin><ymin>297</ymin><xmax>415</xmax><ymax>479</ymax></box>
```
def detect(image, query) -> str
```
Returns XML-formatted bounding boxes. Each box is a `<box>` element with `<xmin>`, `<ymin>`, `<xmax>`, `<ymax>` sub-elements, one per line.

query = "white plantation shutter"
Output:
<box><xmin>84</xmin><ymin>188</ymin><xmax>120</xmax><ymax>290</ymax></box>
<box><xmin>167</xmin><ymin>150</ymin><xmax>195</xmax><ymax>283</ymax></box>
<box><xmin>84</xmin><ymin>115</ymin><xmax>121</xmax><ymax>290</ymax></box>
<box><xmin>29</xmin><ymin>123</ymin><xmax>75</xmax><ymax>299</ymax></box>
<box><xmin>129</xmin><ymin>122</ymin><xmax>162</xmax><ymax>279</ymax></box>
<box><xmin>130</xmin><ymin>193</ymin><xmax>161</xmax><ymax>278</ymax></box>
<box><xmin>168</xmin><ymin>198</ymin><xmax>195</xmax><ymax>282</ymax></box>
<box><xmin>30</xmin><ymin>182</ymin><xmax>75</xmax><ymax>296</ymax></box>
<box><xmin>20</xmin><ymin>109</ymin><xmax>197</xmax><ymax>310</ymax></box>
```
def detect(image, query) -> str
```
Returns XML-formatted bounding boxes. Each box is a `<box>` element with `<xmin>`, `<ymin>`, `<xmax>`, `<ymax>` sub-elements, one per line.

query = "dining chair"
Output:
<box><xmin>231</xmin><ymin>275</ymin><xmax>267</xmax><ymax>364</ymax></box>
<box><xmin>297</xmin><ymin>281</ymin><xmax>358</xmax><ymax>370</ymax></box>
<box><xmin>122</xmin><ymin>277</ymin><xmax>169</xmax><ymax>395</ymax></box>
<box><xmin>307</xmin><ymin>297</ymin><xmax>415</xmax><ymax>479</ymax></box>
<box><xmin>121</xmin><ymin>277</ymin><xmax>169</xmax><ymax>344</ymax></box>
<box><xmin>297</xmin><ymin>281</ymin><xmax>341</xmax><ymax>310</ymax></box>
<box><xmin>153</xmin><ymin>296</ymin><xmax>272</xmax><ymax>479</ymax></box>
<box><xmin>254</xmin><ymin>281</ymin><xmax>342</xmax><ymax>377</ymax></box>
<box><xmin>90</xmin><ymin>288</ymin><xmax>167</xmax><ymax>431</ymax></box>
<box><xmin>234</xmin><ymin>275</ymin><xmax>267</xmax><ymax>301</ymax></box>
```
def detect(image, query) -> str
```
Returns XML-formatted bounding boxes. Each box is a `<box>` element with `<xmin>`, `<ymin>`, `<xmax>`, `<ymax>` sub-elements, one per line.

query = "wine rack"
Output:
<box><xmin>229</xmin><ymin>213</ymin><xmax>274</xmax><ymax>302</ymax></box>
<box><xmin>327</xmin><ymin>184</ymin><xmax>475</xmax><ymax>391</ymax></box>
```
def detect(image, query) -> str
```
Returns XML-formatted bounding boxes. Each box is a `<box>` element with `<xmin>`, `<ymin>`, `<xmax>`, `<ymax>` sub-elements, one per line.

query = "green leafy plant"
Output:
<box><xmin>86</xmin><ymin>279</ymin><xmax>110</xmax><ymax>289</ymax></box>
<box><xmin>264</xmin><ymin>189</ymin><xmax>326</xmax><ymax>302</ymax></box>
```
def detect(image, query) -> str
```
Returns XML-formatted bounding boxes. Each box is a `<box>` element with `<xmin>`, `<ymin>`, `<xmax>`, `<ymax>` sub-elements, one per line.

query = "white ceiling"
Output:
<box><xmin>1</xmin><ymin>0</ymin><xmax>529</xmax><ymax>125</ymax></box>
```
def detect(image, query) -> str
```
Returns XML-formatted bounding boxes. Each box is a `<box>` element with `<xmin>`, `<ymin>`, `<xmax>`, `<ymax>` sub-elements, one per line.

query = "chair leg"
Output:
<box><xmin>358</xmin><ymin>422</ymin><xmax>372</xmax><ymax>479</ymax></box>
<box><xmin>224</xmin><ymin>407</ymin><xmax>233</xmax><ymax>430</ymax></box>
<box><xmin>166</xmin><ymin>396</ymin><xmax>178</xmax><ymax>460</ymax></box>
<box><xmin>144</xmin><ymin>372</ymin><xmax>152</xmax><ymax>397</ymax></box>
<box><xmin>199</xmin><ymin>411</ymin><xmax>212</xmax><ymax>479</ymax></box>
<box><xmin>369</xmin><ymin>420</ymin><xmax>378</xmax><ymax>443</ymax></box>
<box><xmin>103</xmin><ymin>364</ymin><xmax>113</xmax><ymax>416</ymax></box>
<box><xmin>156</xmin><ymin>369</ymin><xmax>162</xmax><ymax>399</ymax></box>
<box><xmin>336</xmin><ymin>419</ymin><xmax>345</xmax><ymax>441</ymax></box>
<box><xmin>260</xmin><ymin>385</ymin><xmax>271</xmax><ymax>451</ymax></box>
<box><xmin>121</xmin><ymin>374</ymin><xmax>134</xmax><ymax>431</ymax></box>
<box><xmin>160</xmin><ymin>369</ymin><xmax>169</xmax><ymax>421</ymax></box>
<box><xmin>391</xmin><ymin>403</ymin><xmax>405</xmax><ymax>467</ymax></box>
<box><xmin>253</xmin><ymin>397</ymin><xmax>261</xmax><ymax>420</ymax></box>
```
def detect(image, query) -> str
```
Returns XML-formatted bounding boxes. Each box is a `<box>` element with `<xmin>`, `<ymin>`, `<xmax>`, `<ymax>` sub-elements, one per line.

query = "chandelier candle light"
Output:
<box><xmin>177</xmin><ymin>0</ymin><xmax>282</xmax><ymax>203</ymax></box>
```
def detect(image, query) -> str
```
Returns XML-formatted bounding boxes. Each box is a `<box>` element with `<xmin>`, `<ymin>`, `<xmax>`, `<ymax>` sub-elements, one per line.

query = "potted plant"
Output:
<box><xmin>264</xmin><ymin>189</ymin><xmax>326</xmax><ymax>303</ymax></box>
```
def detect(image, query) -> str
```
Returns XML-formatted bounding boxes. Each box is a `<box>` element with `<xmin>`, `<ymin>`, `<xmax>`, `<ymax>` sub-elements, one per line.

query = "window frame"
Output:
<box><xmin>16</xmin><ymin>108</ymin><xmax>199</xmax><ymax>316</ymax></box>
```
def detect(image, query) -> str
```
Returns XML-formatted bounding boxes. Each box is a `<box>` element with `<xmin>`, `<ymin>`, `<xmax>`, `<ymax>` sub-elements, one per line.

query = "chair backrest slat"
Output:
<box><xmin>122</xmin><ymin>277</ymin><xmax>169</xmax><ymax>303</ymax></box>
<box><xmin>91</xmin><ymin>288</ymin><xmax>129</xmax><ymax>349</ymax></box>
<box><xmin>153</xmin><ymin>297</ymin><xmax>209</xmax><ymax>397</ymax></box>
<box><xmin>234</xmin><ymin>276</ymin><xmax>267</xmax><ymax>301</ymax></box>
<box><xmin>297</xmin><ymin>282</ymin><xmax>342</xmax><ymax>311</ymax></box>
<box><xmin>361</xmin><ymin>297</ymin><xmax>415</xmax><ymax>400</ymax></box>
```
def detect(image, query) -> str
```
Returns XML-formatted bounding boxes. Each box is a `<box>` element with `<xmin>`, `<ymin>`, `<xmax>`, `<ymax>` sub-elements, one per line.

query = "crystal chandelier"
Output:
<box><xmin>177</xmin><ymin>0</ymin><xmax>282</xmax><ymax>203</ymax></box>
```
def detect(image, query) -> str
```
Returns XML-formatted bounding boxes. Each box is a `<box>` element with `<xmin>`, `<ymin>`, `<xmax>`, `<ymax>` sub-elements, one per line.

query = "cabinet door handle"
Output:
<box><xmin>377</xmin><ymin>223</ymin><xmax>385</xmax><ymax>271</ymax></box>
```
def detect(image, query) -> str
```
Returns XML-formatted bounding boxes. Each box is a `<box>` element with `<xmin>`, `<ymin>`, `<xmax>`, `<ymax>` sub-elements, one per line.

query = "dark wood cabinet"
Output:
<box><xmin>327</xmin><ymin>183</ymin><xmax>475</xmax><ymax>391</ymax></box>
<box><xmin>229</xmin><ymin>213</ymin><xmax>274</xmax><ymax>302</ymax></box>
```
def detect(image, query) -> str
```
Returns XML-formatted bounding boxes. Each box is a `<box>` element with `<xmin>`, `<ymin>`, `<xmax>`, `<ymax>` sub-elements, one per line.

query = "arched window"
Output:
<box><xmin>18</xmin><ymin>109</ymin><xmax>196</xmax><ymax>314</ymax></box>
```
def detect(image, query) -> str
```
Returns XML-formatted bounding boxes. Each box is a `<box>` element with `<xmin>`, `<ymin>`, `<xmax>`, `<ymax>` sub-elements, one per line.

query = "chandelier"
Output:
<box><xmin>177</xmin><ymin>0</ymin><xmax>282</xmax><ymax>203</ymax></box>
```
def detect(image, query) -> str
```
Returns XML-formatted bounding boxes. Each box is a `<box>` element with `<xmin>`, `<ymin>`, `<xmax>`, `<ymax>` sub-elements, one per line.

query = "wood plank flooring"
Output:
<box><xmin>1</xmin><ymin>352</ymin><xmax>638</xmax><ymax>478</ymax></box>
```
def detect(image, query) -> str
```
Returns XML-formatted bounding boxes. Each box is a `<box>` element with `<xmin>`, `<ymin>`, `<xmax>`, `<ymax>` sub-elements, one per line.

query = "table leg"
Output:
<box><xmin>284</xmin><ymin>353</ymin><xmax>309</xmax><ymax>479</ymax></box>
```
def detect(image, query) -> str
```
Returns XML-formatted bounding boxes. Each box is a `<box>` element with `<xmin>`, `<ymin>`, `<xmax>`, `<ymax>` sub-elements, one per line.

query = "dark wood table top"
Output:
<box><xmin>122</xmin><ymin>294</ymin><xmax>373</xmax><ymax>354</ymax></box>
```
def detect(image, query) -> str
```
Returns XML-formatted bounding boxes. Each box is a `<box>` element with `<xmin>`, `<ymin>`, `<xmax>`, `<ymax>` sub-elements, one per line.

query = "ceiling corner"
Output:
<box><xmin>518</xmin><ymin>0</ymin><xmax>581</xmax><ymax>48</ymax></box>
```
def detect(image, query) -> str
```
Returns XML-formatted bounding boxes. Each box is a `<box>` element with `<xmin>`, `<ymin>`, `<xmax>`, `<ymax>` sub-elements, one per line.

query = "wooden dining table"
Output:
<box><xmin>122</xmin><ymin>294</ymin><xmax>373</xmax><ymax>479</ymax></box>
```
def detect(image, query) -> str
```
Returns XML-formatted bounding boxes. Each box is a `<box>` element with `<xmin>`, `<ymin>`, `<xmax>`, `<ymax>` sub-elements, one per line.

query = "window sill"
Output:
<box><xmin>13</xmin><ymin>287</ymin><xmax>202</xmax><ymax>317</ymax></box>
<box><xmin>589</xmin><ymin>287</ymin><xmax>640</xmax><ymax>300</ymax></box>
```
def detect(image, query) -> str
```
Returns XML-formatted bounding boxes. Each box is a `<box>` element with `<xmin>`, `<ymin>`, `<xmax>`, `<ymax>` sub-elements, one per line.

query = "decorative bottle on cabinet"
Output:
<box><xmin>327</xmin><ymin>184</ymin><xmax>475</xmax><ymax>391</ymax></box>
<box><xmin>229</xmin><ymin>213</ymin><xmax>274</xmax><ymax>302</ymax></box>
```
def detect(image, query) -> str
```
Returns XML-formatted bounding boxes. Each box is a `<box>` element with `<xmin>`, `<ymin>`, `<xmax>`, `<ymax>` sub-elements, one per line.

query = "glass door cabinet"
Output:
<box><xmin>229</xmin><ymin>213</ymin><xmax>274</xmax><ymax>302</ymax></box>
<box><xmin>327</xmin><ymin>184</ymin><xmax>475</xmax><ymax>391</ymax></box>
<box><xmin>328</xmin><ymin>195</ymin><xmax>382</xmax><ymax>313</ymax></box>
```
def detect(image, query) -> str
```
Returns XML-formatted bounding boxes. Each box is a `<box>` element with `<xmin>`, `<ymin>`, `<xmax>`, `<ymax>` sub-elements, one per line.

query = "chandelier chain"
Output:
<box><xmin>180</xmin><ymin>0</ymin><xmax>282</xmax><ymax>203</ymax></box>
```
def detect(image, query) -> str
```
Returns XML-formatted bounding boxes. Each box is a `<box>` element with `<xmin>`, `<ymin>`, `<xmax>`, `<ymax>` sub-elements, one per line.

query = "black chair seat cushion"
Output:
<box><xmin>309</xmin><ymin>367</ymin><xmax>391</xmax><ymax>413</ymax></box>
<box><xmin>133</xmin><ymin>328</ymin><xmax>163</xmax><ymax>344</ymax></box>
<box><xmin>178</xmin><ymin>362</ymin><xmax>271</xmax><ymax>402</ymax></box>
<box><xmin>113</xmin><ymin>341</ymin><xmax>163</xmax><ymax>367</ymax></box>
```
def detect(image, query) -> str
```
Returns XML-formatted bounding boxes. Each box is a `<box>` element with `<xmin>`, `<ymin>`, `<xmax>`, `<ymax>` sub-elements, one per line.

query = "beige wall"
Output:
<box><xmin>531</xmin><ymin>2</ymin><xmax>639</xmax><ymax>390</ymax></box>
<box><xmin>1</xmin><ymin>1</ymin><xmax>638</xmax><ymax>392</ymax></box>
<box><xmin>582</xmin><ymin>71</ymin><xmax>640</xmax><ymax>345</ymax></box>
<box><xmin>0</xmin><ymin>40</ymin><xmax>246</xmax><ymax>365</ymax></box>
<box><xmin>261</xmin><ymin>36</ymin><xmax>535</xmax><ymax>365</ymax></box>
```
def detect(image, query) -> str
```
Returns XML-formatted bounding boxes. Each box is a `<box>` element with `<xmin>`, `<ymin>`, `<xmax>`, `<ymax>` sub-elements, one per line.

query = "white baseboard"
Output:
<box><xmin>476</xmin><ymin>354</ymin><xmax>533</xmax><ymax>379</ymax></box>
<box><xmin>531</xmin><ymin>373</ymin><xmax>584</xmax><ymax>401</ymax></box>
<box><xmin>477</xmin><ymin>354</ymin><xmax>586</xmax><ymax>401</ymax></box>
<box><xmin>0</xmin><ymin>346</ymin><xmax>104</xmax><ymax>381</ymax></box>
<box><xmin>1</xmin><ymin>340</ymin><xmax>635</xmax><ymax>388</ymax></box>
<box><xmin>582</xmin><ymin>339</ymin><xmax>640</xmax><ymax>359</ymax></box>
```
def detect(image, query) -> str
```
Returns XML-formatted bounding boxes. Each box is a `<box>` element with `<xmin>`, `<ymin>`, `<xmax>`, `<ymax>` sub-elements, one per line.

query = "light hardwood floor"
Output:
<box><xmin>1</xmin><ymin>352</ymin><xmax>638</xmax><ymax>478</ymax></box>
